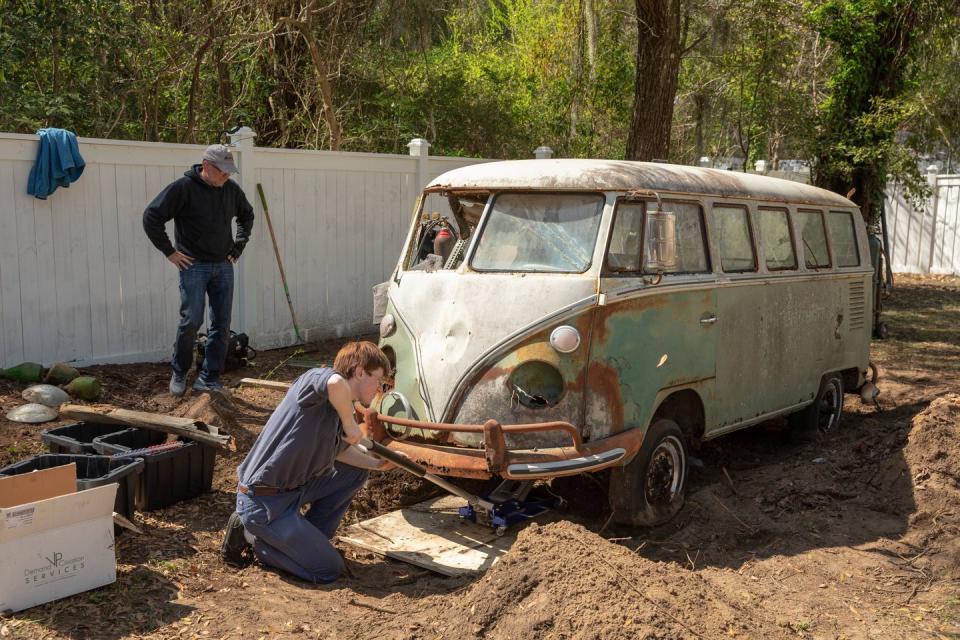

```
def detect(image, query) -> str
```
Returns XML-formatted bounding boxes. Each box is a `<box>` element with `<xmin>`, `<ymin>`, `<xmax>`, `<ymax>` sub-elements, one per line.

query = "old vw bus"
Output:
<box><xmin>366</xmin><ymin>160</ymin><xmax>876</xmax><ymax>526</ymax></box>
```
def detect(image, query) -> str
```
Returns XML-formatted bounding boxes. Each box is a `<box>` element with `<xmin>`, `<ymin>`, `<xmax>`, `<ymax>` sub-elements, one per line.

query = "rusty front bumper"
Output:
<box><xmin>362</xmin><ymin>408</ymin><xmax>647</xmax><ymax>480</ymax></box>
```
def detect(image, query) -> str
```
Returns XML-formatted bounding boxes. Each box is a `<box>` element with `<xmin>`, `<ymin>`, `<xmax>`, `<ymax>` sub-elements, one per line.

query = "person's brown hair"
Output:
<box><xmin>333</xmin><ymin>341</ymin><xmax>391</xmax><ymax>378</ymax></box>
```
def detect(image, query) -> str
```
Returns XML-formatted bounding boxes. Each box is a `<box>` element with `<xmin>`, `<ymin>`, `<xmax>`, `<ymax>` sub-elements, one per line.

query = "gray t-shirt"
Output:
<box><xmin>237</xmin><ymin>368</ymin><xmax>348</xmax><ymax>490</ymax></box>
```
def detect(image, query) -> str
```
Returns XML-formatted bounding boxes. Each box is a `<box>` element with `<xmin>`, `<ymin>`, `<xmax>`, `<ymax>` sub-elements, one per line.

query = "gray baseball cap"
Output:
<box><xmin>202</xmin><ymin>144</ymin><xmax>239</xmax><ymax>174</ymax></box>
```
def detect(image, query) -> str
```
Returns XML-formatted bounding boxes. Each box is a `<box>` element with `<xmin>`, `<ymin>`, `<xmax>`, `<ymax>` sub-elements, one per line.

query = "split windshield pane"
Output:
<box><xmin>470</xmin><ymin>193</ymin><xmax>604</xmax><ymax>273</ymax></box>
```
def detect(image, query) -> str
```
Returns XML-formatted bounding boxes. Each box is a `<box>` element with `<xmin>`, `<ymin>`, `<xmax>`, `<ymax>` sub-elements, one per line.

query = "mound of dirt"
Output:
<box><xmin>432</xmin><ymin>521</ymin><xmax>790</xmax><ymax>639</ymax></box>
<box><xmin>900</xmin><ymin>393</ymin><xmax>960</xmax><ymax>575</ymax></box>
<box><xmin>904</xmin><ymin>393</ymin><xmax>960</xmax><ymax>478</ymax></box>
<box><xmin>171</xmin><ymin>391</ymin><xmax>240</xmax><ymax>433</ymax></box>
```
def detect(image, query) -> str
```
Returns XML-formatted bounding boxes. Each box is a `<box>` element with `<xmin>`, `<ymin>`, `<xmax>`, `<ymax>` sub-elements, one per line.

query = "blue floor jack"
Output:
<box><xmin>458</xmin><ymin>479</ymin><xmax>554</xmax><ymax>536</ymax></box>
<box><xmin>360</xmin><ymin>438</ymin><xmax>555</xmax><ymax>535</ymax></box>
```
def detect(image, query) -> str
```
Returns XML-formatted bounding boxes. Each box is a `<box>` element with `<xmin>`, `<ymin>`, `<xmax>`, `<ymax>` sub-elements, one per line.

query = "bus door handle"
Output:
<box><xmin>700</xmin><ymin>314</ymin><xmax>717</xmax><ymax>326</ymax></box>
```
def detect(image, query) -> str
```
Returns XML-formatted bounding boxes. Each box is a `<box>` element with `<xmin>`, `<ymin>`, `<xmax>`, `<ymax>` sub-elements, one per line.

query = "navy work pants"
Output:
<box><xmin>235</xmin><ymin>462</ymin><xmax>369</xmax><ymax>583</ymax></box>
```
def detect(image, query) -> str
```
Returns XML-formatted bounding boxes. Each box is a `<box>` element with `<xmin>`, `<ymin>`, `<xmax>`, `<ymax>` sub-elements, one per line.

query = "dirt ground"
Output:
<box><xmin>1</xmin><ymin>273</ymin><xmax>958</xmax><ymax>639</ymax></box>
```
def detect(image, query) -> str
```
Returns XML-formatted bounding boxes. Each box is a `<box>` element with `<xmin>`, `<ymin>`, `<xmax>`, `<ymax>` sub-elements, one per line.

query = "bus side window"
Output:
<box><xmin>828</xmin><ymin>211</ymin><xmax>861</xmax><ymax>267</ymax></box>
<box><xmin>797</xmin><ymin>209</ymin><xmax>831</xmax><ymax>269</ymax></box>
<box><xmin>758</xmin><ymin>208</ymin><xmax>797</xmax><ymax>271</ymax></box>
<box><xmin>645</xmin><ymin>201</ymin><xmax>709</xmax><ymax>274</ymax></box>
<box><xmin>606</xmin><ymin>201</ymin><xmax>643</xmax><ymax>272</ymax></box>
<box><xmin>713</xmin><ymin>205</ymin><xmax>756</xmax><ymax>272</ymax></box>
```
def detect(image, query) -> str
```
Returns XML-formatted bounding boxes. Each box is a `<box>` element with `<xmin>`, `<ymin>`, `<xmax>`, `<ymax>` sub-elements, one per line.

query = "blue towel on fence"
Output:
<box><xmin>27</xmin><ymin>128</ymin><xmax>86</xmax><ymax>199</ymax></box>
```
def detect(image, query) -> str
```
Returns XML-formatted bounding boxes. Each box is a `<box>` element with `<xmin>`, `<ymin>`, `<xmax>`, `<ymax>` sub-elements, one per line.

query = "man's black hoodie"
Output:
<box><xmin>143</xmin><ymin>165</ymin><xmax>254</xmax><ymax>262</ymax></box>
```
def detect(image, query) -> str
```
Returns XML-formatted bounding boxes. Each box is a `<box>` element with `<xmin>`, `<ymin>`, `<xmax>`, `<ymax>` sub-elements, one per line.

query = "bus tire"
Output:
<box><xmin>609</xmin><ymin>419</ymin><xmax>688</xmax><ymax>527</ymax></box>
<box><xmin>789</xmin><ymin>374</ymin><xmax>843</xmax><ymax>442</ymax></box>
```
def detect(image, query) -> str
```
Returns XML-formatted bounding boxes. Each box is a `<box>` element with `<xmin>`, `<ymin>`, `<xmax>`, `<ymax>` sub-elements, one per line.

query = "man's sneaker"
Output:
<box><xmin>220</xmin><ymin>511</ymin><xmax>251</xmax><ymax>566</ymax></box>
<box><xmin>169</xmin><ymin>374</ymin><xmax>186</xmax><ymax>397</ymax></box>
<box><xmin>193</xmin><ymin>378</ymin><xmax>225</xmax><ymax>393</ymax></box>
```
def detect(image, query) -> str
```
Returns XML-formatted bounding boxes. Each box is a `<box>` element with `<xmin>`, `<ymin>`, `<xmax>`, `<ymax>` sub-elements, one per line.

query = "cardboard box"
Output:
<box><xmin>0</xmin><ymin>463</ymin><xmax>117</xmax><ymax>613</ymax></box>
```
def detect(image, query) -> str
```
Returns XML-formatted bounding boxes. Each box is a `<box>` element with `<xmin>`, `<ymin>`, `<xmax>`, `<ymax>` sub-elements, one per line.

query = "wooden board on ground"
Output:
<box><xmin>59</xmin><ymin>403</ymin><xmax>232</xmax><ymax>450</ymax></box>
<box><xmin>339</xmin><ymin>495</ymin><xmax>554</xmax><ymax>577</ymax></box>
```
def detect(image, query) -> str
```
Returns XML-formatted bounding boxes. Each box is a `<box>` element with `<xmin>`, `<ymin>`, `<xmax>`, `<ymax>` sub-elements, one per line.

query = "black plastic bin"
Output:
<box><xmin>92</xmin><ymin>428</ymin><xmax>216</xmax><ymax>511</ymax></box>
<box><xmin>41</xmin><ymin>422</ymin><xmax>130</xmax><ymax>454</ymax></box>
<box><xmin>0</xmin><ymin>454</ymin><xmax>143</xmax><ymax>519</ymax></box>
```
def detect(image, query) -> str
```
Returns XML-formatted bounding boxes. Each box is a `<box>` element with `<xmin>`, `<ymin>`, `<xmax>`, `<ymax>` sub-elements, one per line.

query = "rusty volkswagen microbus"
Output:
<box><xmin>365</xmin><ymin>159</ymin><xmax>876</xmax><ymax>526</ymax></box>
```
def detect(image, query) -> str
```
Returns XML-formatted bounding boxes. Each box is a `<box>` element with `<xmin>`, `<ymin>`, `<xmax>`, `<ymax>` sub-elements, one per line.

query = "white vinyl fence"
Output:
<box><xmin>885</xmin><ymin>171</ymin><xmax>960</xmax><ymax>275</ymax></box>
<box><xmin>0</xmin><ymin>132</ymin><xmax>488</xmax><ymax>366</ymax></box>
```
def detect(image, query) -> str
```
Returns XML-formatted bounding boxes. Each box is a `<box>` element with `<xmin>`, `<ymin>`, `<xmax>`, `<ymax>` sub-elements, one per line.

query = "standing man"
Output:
<box><xmin>221</xmin><ymin>341</ymin><xmax>394</xmax><ymax>583</ymax></box>
<box><xmin>143</xmin><ymin>144</ymin><xmax>254</xmax><ymax>395</ymax></box>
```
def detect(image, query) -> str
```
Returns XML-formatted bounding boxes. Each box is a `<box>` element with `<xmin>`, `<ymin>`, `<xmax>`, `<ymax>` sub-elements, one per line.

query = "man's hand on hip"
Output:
<box><xmin>167</xmin><ymin>251</ymin><xmax>194</xmax><ymax>270</ymax></box>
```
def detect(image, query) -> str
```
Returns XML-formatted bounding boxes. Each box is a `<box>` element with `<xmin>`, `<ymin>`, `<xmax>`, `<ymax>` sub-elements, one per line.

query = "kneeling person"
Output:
<box><xmin>221</xmin><ymin>341</ymin><xmax>391</xmax><ymax>582</ymax></box>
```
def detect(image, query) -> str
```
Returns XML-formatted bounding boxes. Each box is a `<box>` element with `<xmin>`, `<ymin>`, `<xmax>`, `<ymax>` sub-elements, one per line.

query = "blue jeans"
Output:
<box><xmin>172</xmin><ymin>260</ymin><xmax>233</xmax><ymax>383</ymax></box>
<box><xmin>236</xmin><ymin>462</ymin><xmax>369</xmax><ymax>583</ymax></box>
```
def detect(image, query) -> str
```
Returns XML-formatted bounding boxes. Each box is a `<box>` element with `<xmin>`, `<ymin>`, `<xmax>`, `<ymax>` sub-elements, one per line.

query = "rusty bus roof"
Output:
<box><xmin>425</xmin><ymin>159</ymin><xmax>856</xmax><ymax>208</ymax></box>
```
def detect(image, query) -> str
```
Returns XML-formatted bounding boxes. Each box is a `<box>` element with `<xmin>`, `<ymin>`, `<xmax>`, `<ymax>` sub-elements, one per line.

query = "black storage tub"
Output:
<box><xmin>92</xmin><ymin>428</ymin><xmax>216</xmax><ymax>511</ymax></box>
<box><xmin>41</xmin><ymin>422</ymin><xmax>130</xmax><ymax>454</ymax></box>
<box><xmin>0</xmin><ymin>454</ymin><xmax>144</xmax><ymax>519</ymax></box>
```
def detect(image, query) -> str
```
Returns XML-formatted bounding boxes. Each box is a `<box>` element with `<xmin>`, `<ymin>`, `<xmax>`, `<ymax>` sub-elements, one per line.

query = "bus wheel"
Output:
<box><xmin>790</xmin><ymin>374</ymin><xmax>844</xmax><ymax>442</ymax></box>
<box><xmin>609</xmin><ymin>419</ymin><xmax>688</xmax><ymax>527</ymax></box>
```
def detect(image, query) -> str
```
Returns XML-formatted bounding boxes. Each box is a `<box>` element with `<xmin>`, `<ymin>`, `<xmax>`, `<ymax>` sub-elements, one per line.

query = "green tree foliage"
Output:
<box><xmin>807</xmin><ymin>0</ymin><xmax>949</xmax><ymax>222</ymax></box>
<box><xmin>0</xmin><ymin>0</ymin><xmax>956</xmax><ymax>196</ymax></box>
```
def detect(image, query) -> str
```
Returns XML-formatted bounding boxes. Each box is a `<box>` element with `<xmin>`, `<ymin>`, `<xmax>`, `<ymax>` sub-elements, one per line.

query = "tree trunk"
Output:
<box><xmin>584</xmin><ymin>0</ymin><xmax>598</xmax><ymax>83</ymax></box>
<box><xmin>280</xmin><ymin>6</ymin><xmax>344</xmax><ymax>151</ymax></box>
<box><xmin>186</xmin><ymin>37</ymin><xmax>213</xmax><ymax>143</ymax></box>
<box><xmin>625</xmin><ymin>0</ymin><xmax>682</xmax><ymax>161</ymax></box>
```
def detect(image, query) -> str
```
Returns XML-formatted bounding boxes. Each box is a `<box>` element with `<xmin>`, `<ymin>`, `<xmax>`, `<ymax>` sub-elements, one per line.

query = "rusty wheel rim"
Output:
<box><xmin>645</xmin><ymin>435</ymin><xmax>685</xmax><ymax>506</ymax></box>
<box><xmin>817</xmin><ymin>379</ymin><xmax>842</xmax><ymax>433</ymax></box>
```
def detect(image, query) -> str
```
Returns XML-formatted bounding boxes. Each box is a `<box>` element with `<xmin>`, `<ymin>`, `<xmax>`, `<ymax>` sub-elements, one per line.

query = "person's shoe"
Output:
<box><xmin>169</xmin><ymin>374</ymin><xmax>186</xmax><ymax>397</ymax></box>
<box><xmin>220</xmin><ymin>511</ymin><xmax>251</xmax><ymax>566</ymax></box>
<box><xmin>193</xmin><ymin>378</ymin><xmax>225</xmax><ymax>393</ymax></box>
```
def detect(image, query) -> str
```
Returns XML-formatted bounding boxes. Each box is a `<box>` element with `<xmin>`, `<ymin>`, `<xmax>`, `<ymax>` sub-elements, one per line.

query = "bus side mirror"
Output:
<box><xmin>644</xmin><ymin>210</ymin><xmax>677</xmax><ymax>272</ymax></box>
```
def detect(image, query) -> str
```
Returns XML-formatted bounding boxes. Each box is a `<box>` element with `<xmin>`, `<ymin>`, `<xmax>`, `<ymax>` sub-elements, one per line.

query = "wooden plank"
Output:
<box><xmin>239</xmin><ymin>377</ymin><xmax>291</xmax><ymax>391</ymax></box>
<box><xmin>58</xmin><ymin>403</ymin><xmax>233</xmax><ymax>450</ymax></box>
<box><xmin>340</xmin><ymin>495</ymin><xmax>551</xmax><ymax>577</ymax></box>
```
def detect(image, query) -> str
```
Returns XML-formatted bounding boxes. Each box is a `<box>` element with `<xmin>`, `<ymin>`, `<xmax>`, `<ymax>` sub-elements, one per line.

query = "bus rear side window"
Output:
<box><xmin>758</xmin><ymin>208</ymin><xmax>797</xmax><ymax>271</ymax></box>
<box><xmin>713</xmin><ymin>205</ymin><xmax>756</xmax><ymax>272</ymax></box>
<box><xmin>828</xmin><ymin>211</ymin><xmax>860</xmax><ymax>267</ymax></box>
<box><xmin>797</xmin><ymin>209</ymin><xmax>831</xmax><ymax>269</ymax></box>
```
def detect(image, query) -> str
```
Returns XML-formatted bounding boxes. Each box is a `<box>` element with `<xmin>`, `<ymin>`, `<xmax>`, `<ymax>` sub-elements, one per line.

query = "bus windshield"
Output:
<box><xmin>470</xmin><ymin>193</ymin><xmax>604</xmax><ymax>273</ymax></box>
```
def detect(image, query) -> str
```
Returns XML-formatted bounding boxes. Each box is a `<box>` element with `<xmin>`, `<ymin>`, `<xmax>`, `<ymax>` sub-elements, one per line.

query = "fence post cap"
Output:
<box><xmin>408</xmin><ymin>138</ymin><xmax>431</xmax><ymax>156</ymax></box>
<box><xmin>534</xmin><ymin>145</ymin><xmax>553</xmax><ymax>159</ymax></box>
<box><xmin>229</xmin><ymin>126</ymin><xmax>257</xmax><ymax>146</ymax></box>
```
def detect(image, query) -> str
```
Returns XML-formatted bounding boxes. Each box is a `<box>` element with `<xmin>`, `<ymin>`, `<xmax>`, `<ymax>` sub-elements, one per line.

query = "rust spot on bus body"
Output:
<box><xmin>586</xmin><ymin>361</ymin><xmax>625</xmax><ymax>431</ymax></box>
